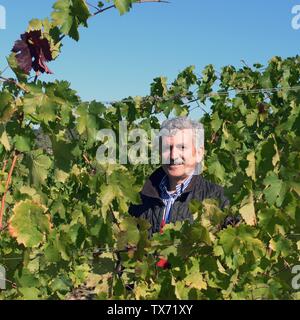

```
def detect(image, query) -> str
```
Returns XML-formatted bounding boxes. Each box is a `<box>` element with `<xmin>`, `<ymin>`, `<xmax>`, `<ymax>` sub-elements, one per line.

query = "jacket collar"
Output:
<box><xmin>141</xmin><ymin>166</ymin><xmax>200</xmax><ymax>200</ymax></box>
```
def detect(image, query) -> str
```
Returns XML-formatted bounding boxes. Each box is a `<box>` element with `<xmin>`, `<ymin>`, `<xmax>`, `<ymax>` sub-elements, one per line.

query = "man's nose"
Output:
<box><xmin>170</xmin><ymin>147</ymin><xmax>180</xmax><ymax>161</ymax></box>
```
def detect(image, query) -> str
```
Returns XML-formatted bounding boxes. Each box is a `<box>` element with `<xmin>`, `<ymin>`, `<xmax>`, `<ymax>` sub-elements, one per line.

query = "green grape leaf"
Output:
<box><xmin>25</xmin><ymin>149</ymin><xmax>52</xmax><ymax>186</ymax></box>
<box><xmin>8</xmin><ymin>200</ymin><xmax>51</xmax><ymax>248</ymax></box>
<box><xmin>19</xmin><ymin>287</ymin><xmax>41</xmax><ymax>300</ymax></box>
<box><xmin>263</xmin><ymin>172</ymin><xmax>286</xmax><ymax>207</ymax></box>
<box><xmin>51</xmin><ymin>0</ymin><xmax>90</xmax><ymax>41</ymax></box>
<box><xmin>14</xmin><ymin>135</ymin><xmax>32</xmax><ymax>152</ymax></box>
<box><xmin>0</xmin><ymin>91</ymin><xmax>15</xmax><ymax>123</ymax></box>
<box><xmin>114</xmin><ymin>0</ymin><xmax>133</xmax><ymax>15</ymax></box>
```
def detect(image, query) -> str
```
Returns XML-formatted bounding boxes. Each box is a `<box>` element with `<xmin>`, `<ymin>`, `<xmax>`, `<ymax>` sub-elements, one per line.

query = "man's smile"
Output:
<box><xmin>168</xmin><ymin>164</ymin><xmax>183</xmax><ymax>167</ymax></box>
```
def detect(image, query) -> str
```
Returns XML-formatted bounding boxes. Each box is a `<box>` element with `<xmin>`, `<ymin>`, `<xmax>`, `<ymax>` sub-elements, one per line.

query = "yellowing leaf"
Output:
<box><xmin>245</xmin><ymin>151</ymin><xmax>256</xmax><ymax>181</ymax></box>
<box><xmin>8</xmin><ymin>200</ymin><xmax>51</xmax><ymax>248</ymax></box>
<box><xmin>0</xmin><ymin>129</ymin><xmax>11</xmax><ymax>151</ymax></box>
<box><xmin>19</xmin><ymin>185</ymin><xmax>42</xmax><ymax>202</ymax></box>
<box><xmin>290</xmin><ymin>182</ymin><xmax>300</xmax><ymax>197</ymax></box>
<box><xmin>185</xmin><ymin>272</ymin><xmax>207</xmax><ymax>290</ymax></box>
<box><xmin>239</xmin><ymin>193</ymin><xmax>257</xmax><ymax>226</ymax></box>
<box><xmin>184</xmin><ymin>258</ymin><xmax>207</xmax><ymax>290</ymax></box>
<box><xmin>272</xmin><ymin>143</ymin><xmax>280</xmax><ymax>167</ymax></box>
<box><xmin>19</xmin><ymin>287</ymin><xmax>41</xmax><ymax>300</ymax></box>
<box><xmin>54</xmin><ymin>169</ymin><xmax>69</xmax><ymax>183</ymax></box>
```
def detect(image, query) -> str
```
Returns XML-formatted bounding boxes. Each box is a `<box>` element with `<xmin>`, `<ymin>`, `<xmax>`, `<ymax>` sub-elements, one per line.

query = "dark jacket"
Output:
<box><xmin>129</xmin><ymin>166</ymin><xmax>230</xmax><ymax>237</ymax></box>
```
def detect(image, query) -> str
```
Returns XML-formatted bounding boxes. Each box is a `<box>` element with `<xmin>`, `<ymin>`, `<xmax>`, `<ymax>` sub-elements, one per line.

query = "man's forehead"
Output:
<box><xmin>161</xmin><ymin>129</ymin><xmax>195</xmax><ymax>142</ymax></box>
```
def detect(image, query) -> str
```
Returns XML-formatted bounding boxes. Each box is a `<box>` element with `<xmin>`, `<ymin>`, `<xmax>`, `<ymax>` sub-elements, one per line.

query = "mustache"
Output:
<box><xmin>169</xmin><ymin>158</ymin><xmax>184</xmax><ymax>165</ymax></box>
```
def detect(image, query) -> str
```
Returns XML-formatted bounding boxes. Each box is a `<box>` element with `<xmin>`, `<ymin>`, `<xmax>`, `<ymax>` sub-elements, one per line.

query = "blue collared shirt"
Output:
<box><xmin>159</xmin><ymin>173</ymin><xmax>194</xmax><ymax>224</ymax></box>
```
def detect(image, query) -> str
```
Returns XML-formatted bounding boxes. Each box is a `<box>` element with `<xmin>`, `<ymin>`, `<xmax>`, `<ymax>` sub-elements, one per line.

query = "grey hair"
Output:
<box><xmin>159</xmin><ymin>117</ymin><xmax>204</xmax><ymax>149</ymax></box>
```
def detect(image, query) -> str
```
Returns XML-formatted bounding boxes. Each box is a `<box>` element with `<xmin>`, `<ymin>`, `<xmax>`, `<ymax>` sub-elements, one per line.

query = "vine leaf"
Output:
<box><xmin>239</xmin><ymin>192</ymin><xmax>257</xmax><ymax>226</ymax></box>
<box><xmin>0</xmin><ymin>127</ymin><xmax>11</xmax><ymax>151</ymax></box>
<box><xmin>263</xmin><ymin>172</ymin><xmax>287</xmax><ymax>207</ymax></box>
<box><xmin>245</xmin><ymin>151</ymin><xmax>256</xmax><ymax>181</ymax></box>
<box><xmin>0</xmin><ymin>91</ymin><xmax>14</xmax><ymax>124</ymax></box>
<box><xmin>114</xmin><ymin>0</ymin><xmax>133</xmax><ymax>15</ymax></box>
<box><xmin>8</xmin><ymin>200</ymin><xmax>51</xmax><ymax>248</ymax></box>
<box><xmin>184</xmin><ymin>258</ymin><xmax>207</xmax><ymax>290</ymax></box>
<box><xmin>24</xmin><ymin>149</ymin><xmax>52</xmax><ymax>186</ymax></box>
<box><xmin>51</xmin><ymin>0</ymin><xmax>90</xmax><ymax>41</ymax></box>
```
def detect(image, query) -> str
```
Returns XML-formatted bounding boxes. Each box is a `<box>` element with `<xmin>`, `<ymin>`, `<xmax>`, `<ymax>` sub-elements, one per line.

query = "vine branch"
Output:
<box><xmin>0</xmin><ymin>276</ymin><xmax>17</xmax><ymax>289</ymax></box>
<box><xmin>0</xmin><ymin>76</ymin><xmax>29</xmax><ymax>93</ymax></box>
<box><xmin>0</xmin><ymin>154</ymin><xmax>18</xmax><ymax>230</ymax></box>
<box><xmin>93</xmin><ymin>0</ymin><xmax>169</xmax><ymax>16</ymax></box>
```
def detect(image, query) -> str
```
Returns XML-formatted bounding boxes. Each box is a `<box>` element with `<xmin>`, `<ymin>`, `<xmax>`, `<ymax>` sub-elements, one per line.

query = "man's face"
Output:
<box><xmin>160</xmin><ymin>129</ymin><xmax>204</xmax><ymax>180</ymax></box>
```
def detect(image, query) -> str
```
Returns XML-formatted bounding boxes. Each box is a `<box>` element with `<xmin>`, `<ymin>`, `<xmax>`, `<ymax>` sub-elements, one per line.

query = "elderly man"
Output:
<box><xmin>129</xmin><ymin>117</ymin><xmax>231</xmax><ymax>237</ymax></box>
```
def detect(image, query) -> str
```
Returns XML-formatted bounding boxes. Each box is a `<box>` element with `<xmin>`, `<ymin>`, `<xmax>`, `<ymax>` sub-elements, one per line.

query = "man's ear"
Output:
<box><xmin>196</xmin><ymin>146</ymin><xmax>204</xmax><ymax>163</ymax></box>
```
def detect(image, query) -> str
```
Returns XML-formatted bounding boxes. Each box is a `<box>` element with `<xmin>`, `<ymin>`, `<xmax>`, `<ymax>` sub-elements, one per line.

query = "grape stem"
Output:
<box><xmin>0</xmin><ymin>154</ymin><xmax>18</xmax><ymax>230</ymax></box>
<box><xmin>0</xmin><ymin>76</ymin><xmax>29</xmax><ymax>93</ymax></box>
<box><xmin>93</xmin><ymin>0</ymin><xmax>169</xmax><ymax>16</ymax></box>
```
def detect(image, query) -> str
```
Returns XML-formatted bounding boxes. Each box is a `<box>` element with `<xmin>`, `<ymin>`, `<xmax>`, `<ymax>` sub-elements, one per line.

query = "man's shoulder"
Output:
<box><xmin>197</xmin><ymin>175</ymin><xmax>225</xmax><ymax>194</ymax></box>
<box><xmin>191</xmin><ymin>175</ymin><xmax>229</xmax><ymax>209</ymax></box>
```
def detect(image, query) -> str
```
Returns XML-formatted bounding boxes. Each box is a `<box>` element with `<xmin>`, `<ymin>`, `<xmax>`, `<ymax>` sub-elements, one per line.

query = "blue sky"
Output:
<box><xmin>0</xmin><ymin>0</ymin><xmax>299</xmax><ymax>118</ymax></box>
